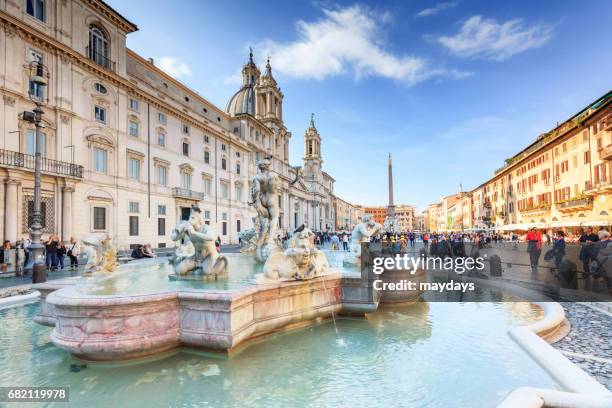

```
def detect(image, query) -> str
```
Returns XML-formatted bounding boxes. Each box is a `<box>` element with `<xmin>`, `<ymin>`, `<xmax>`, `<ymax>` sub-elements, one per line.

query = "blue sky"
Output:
<box><xmin>107</xmin><ymin>0</ymin><xmax>612</xmax><ymax>211</ymax></box>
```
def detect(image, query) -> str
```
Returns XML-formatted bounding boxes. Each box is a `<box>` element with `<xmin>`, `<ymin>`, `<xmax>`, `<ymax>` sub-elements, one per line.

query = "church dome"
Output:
<box><xmin>226</xmin><ymin>48</ymin><xmax>259</xmax><ymax>116</ymax></box>
<box><xmin>226</xmin><ymin>86</ymin><xmax>255</xmax><ymax>116</ymax></box>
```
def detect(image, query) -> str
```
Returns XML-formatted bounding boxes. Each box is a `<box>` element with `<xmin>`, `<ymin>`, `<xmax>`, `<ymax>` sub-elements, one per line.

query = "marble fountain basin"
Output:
<box><xmin>34</xmin><ymin>253</ymin><xmax>420</xmax><ymax>361</ymax></box>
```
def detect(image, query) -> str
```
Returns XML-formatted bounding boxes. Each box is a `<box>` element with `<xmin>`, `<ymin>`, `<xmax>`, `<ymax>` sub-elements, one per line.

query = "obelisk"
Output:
<box><xmin>387</xmin><ymin>153</ymin><xmax>395</xmax><ymax>218</ymax></box>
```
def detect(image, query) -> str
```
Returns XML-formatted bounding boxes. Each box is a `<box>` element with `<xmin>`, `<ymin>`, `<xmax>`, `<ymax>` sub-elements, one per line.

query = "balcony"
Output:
<box><xmin>519</xmin><ymin>203</ymin><xmax>551</xmax><ymax>215</ymax></box>
<box><xmin>556</xmin><ymin>197</ymin><xmax>594</xmax><ymax>213</ymax></box>
<box><xmin>600</xmin><ymin>144</ymin><xmax>612</xmax><ymax>161</ymax></box>
<box><xmin>86</xmin><ymin>46</ymin><xmax>116</xmax><ymax>71</ymax></box>
<box><xmin>585</xmin><ymin>179</ymin><xmax>612</xmax><ymax>195</ymax></box>
<box><xmin>172</xmin><ymin>187</ymin><xmax>204</xmax><ymax>201</ymax></box>
<box><xmin>0</xmin><ymin>149</ymin><xmax>83</xmax><ymax>178</ymax></box>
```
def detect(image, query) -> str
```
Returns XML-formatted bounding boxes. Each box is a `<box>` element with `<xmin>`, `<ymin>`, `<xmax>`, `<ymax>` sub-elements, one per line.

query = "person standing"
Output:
<box><xmin>342</xmin><ymin>233</ymin><xmax>349</xmax><ymax>251</ymax></box>
<box><xmin>67</xmin><ymin>237</ymin><xmax>80</xmax><ymax>270</ymax></box>
<box><xmin>579</xmin><ymin>227</ymin><xmax>599</xmax><ymax>276</ymax></box>
<box><xmin>0</xmin><ymin>240</ymin><xmax>12</xmax><ymax>273</ymax></box>
<box><xmin>56</xmin><ymin>241</ymin><xmax>66</xmax><ymax>270</ymax></box>
<box><xmin>45</xmin><ymin>235</ymin><xmax>59</xmax><ymax>271</ymax></box>
<box><xmin>22</xmin><ymin>236</ymin><xmax>31</xmax><ymax>271</ymax></box>
<box><xmin>552</xmin><ymin>231</ymin><xmax>566</xmax><ymax>276</ymax></box>
<box><xmin>408</xmin><ymin>231</ymin><xmax>415</xmax><ymax>248</ymax></box>
<box><xmin>526</xmin><ymin>228</ymin><xmax>542</xmax><ymax>274</ymax></box>
<box><xmin>422</xmin><ymin>232</ymin><xmax>429</xmax><ymax>250</ymax></box>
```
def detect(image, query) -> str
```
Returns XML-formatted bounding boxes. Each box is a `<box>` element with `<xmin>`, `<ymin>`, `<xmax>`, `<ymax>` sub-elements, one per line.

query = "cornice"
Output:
<box><xmin>84</xmin><ymin>0</ymin><xmax>138</xmax><ymax>33</ymax></box>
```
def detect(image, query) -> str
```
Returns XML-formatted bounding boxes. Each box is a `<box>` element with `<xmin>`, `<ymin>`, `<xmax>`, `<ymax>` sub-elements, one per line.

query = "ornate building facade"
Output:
<box><xmin>423</xmin><ymin>91</ymin><xmax>612</xmax><ymax>232</ymax></box>
<box><xmin>0</xmin><ymin>0</ymin><xmax>357</xmax><ymax>249</ymax></box>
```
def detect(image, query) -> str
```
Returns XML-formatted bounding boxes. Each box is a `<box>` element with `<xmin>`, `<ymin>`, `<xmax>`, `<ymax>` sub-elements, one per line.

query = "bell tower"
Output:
<box><xmin>255</xmin><ymin>57</ymin><xmax>283</xmax><ymax>121</ymax></box>
<box><xmin>303</xmin><ymin>113</ymin><xmax>322</xmax><ymax>179</ymax></box>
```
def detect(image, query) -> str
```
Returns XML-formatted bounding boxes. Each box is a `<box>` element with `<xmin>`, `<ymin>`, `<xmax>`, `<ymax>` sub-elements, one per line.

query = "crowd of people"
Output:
<box><xmin>0</xmin><ymin>226</ymin><xmax>609</xmax><ymax>294</ymax></box>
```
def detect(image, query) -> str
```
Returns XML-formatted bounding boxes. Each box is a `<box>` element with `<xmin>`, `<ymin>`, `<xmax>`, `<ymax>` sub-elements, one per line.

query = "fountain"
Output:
<box><xmin>31</xmin><ymin>158</ymin><xmax>379</xmax><ymax>361</ymax></box>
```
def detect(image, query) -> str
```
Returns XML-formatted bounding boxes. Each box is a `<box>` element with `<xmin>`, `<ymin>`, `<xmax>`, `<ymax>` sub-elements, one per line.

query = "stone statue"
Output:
<box><xmin>344</xmin><ymin>214</ymin><xmax>383</xmax><ymax>266</ymax></box>
<box><xmin>259</xmin><ymin>225</ymin><xmax>329</xmax><ymax>281</ymax></box>
<box><xmin>169</xmin><ymin>205</ymin><xmax>228</xmax><ymax>278</ymax></box>
<box><xmin>249</xmin><ymin>155</ymin><xmax>281</xmax><ymax>262</ymax></box>
<box><xmin>82</xmin><ymin>234</ymin><xmax>118</xmax><ymax>273</ymax></box>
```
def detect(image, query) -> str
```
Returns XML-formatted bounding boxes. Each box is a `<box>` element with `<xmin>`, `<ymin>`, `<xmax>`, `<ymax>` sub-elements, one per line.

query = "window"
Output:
<box><xmin>204</xmin><ymin>210</ymin><xmax>211</xmax><ymax>220</ymax></box>
<box><xmin>93</xmin><ymin>147</ymin><xmax>107</xmax><ymax>173</ymax></box>
<box><xmin>94</xmin><ymin>83</ymin><xmax>107</xmax><ymax>94</ymax></box>
<box><xmin>26</xmin><ymin>129</ymin><xmax>46</xmax><ymax>157</ymax></box>
<box><xmin>594</xmin><ymin>163</ymin><xmax>607</xmax><ymax>183</ymax></box>
<box><xmin>221</xmin><ymin>182</ymin><xmax>229</xmax><ymax>199</ymax></box>
<box><xmin>129</xmin><ymin>120</ymin><xmax>139</xmax><ymax>137</ymax></box>
<box><xmin>95</xmin><ymin>105</ymin><xmax>106</xmax><ymax>123</ymax></box>
<box><xmin>88</xmin><ymin>25</ymin><xmax>110</xmax><ymax>69</ymax></box>
<box><xmin>204</xmin><ymin>150</ymin><xmax>210</xmax><ymax>164</ymax></box>
<box><xmin>237</xmin><ymin>219</ymin><xmax>241</xmax><ymax>233</ymax></box>
<box><xmin>157</xmin><ymin>166</ymin><xmax>167</xmax><ymax>186</ymax></box>
<box><xmin>128</xmin><ymin>201</ymin><xmax>140</xmax><ymax>213</ymax></box>
<box><xmin>26</xmin><ymin>0</ymin><xmax>45</xmax><ymax>22</ymax></box>
<box><xmin>236</xmin><ymin>163</ymin><xmax>241</xmax><ymax>174</ymax></box>
<box><xmin>28</xmin><ymin>50</ymin><xmax>44</xmax><ymax>100</ymax></box>
<box><xmin>221</xmin><ymin>144</ymin><xmax>226</xmax><ymax>151</ymax></box>
<box><xmin>129</xmin><ymin>158</ymin><xmax>140</xmax><ymax>180</ymax></box>
<box><xmin>182</xmin><ymin>123</ymin><xmax>189</xmax><ymax>134</ymax></box>
<box><xmin>221</xmin><ymin>158</ymin><xmax>227</xmax><ymax>170</ymax></box>
<box><xmin>158</xmin><ymin>112</ymin><xmax>167</xmax><ymax>124</ymax></box>
<box><xmin>29</xmin><ymin>78</ymin><xmax>44</xmax><ymax>100</ymax></box>
<box><xmin>129</xmin><ymin>98</ymin><xmax>139</xmax><ymax>111</ymax></box>
<box><xmin>158</xmin><ymin>218</ymin><xmax>166</xmax><ymax>236</ymax></box>
<box><xmin>182</xmin><ymin>172</ymin><xmax>191</xmax><ymax>190</ymax></box>
<box><xmin>203</xmin><ymin>177</ymin><xmax>212</xmax><ymax>195</ymax></box>
<box><xmin>157</xmin><ymin>132</ymin><xmax>166</xmax><ymax>147</ymax></box>
<box><xmin>182</xmin><ymin>141</ymin><xmax>190</xmax><ymax>157</ymax></box>
<box><xmin>129</xmin><ymin>216</ymin><xmax>139</xmax><ymax>236</ymax></box>
<box><xmin>584</xmin><ymin>151</ymin><xmax>590</xmax><ymax>164</ymax></box>
<box><xmin>235</xmin><ymin>185</ymin><xmax>242</xmax><ymax>202</ymax></box>
<box><xmin>158</xmin><ymin>205</ymin><xmax>166</xmax><ymax>215</ymax></box>
<box><xmin>204</xmin><ymin>135</ymin><xmax>209</xmax><ymax>143</ymax></box>
<box><xmin>93</xmin><ymin>207</ymin><xmax>106</xmax><ymax>230</ymax></box>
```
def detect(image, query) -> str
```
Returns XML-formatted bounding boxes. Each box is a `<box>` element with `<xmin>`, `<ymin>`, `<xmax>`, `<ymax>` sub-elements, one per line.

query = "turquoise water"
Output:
<box><xmin>0</xmin><ymin>299</ymin><xmax>557</xmax><ymax>407</ymax></box>
<box><xmin>74</xmin><ymin>254</ymin><xmax>262</xmax><ymax>296</ymax></box>
<box><xmin>74</xmin><ymin>250</ymin><xmax>356</xmax><ymax>297</ymax></box>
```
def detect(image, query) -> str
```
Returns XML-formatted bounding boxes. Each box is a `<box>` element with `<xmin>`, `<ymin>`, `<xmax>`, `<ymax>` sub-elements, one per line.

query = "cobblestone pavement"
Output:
<box><xmin>554</xmin><ymin>302</ymin><xmax>612</xmax><ymax>390</ymax></box>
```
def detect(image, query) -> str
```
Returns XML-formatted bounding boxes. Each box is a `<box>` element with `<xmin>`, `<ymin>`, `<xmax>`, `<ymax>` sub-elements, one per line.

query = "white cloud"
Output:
<box><xmin>260</xmin><ymin>5</ymin><xmax>467</xmax><ymax>85</ymax></box>
<box><xmin>157</xmin><ymin>57</ymin><xmax>192</xmax><ymax>78</ymax></box>
<box><xmin>438</xmin><ymin>15</ymin><xmax>554</xmax><ymax>61</ymax></box>
<box><xmin>223</xmin><ymin>69</ymin><xmax>242</xmax><ymax>86</ymax></box>
<box><xmin>416</xmin><ymin>2</ymin><xmax>457</xmax><ymax>18</ymax></box>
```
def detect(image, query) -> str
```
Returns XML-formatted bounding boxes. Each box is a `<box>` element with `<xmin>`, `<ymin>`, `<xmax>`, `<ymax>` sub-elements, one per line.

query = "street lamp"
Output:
<box><xmin>22</xmin><ymin>57</ymin><xmax>49</xmax><ymax>283</ymax></box>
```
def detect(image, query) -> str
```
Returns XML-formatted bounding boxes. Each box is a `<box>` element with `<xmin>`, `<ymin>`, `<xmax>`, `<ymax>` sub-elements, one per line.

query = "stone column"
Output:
<box><xmin>4</xmin><ymin>178</ymin><xmax>19</xmax><ymax>243</ymax></box>
<box><xmin>61</xmin><ymin>186</ymin><xmax>74</xmax><ymax>241</ymax></box>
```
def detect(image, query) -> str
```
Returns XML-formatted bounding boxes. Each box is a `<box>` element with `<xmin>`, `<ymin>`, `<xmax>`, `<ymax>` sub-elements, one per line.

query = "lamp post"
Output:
<box><xmin>22</xmin><ymin>58</ymin><xmax>49</xmax><ymax>283</ymax></box>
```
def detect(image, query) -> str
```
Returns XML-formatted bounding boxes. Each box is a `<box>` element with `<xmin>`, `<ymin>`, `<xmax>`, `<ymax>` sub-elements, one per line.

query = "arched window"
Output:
<box><xmin>221</xmin><ymin>157</ymin><xmax>227</xmax><ymax>170</ymax></box>
<box><xmin>88</xmin><ymin>25</ymin><xmax>110</xmax><ymax>69</ymax></box>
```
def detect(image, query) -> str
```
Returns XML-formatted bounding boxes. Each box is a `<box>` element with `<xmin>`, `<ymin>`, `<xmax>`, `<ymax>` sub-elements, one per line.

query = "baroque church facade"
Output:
<box><xmin>0</xmin><ymin>0</ymin><xmax>353</xmax><ymax>250</ymax></box>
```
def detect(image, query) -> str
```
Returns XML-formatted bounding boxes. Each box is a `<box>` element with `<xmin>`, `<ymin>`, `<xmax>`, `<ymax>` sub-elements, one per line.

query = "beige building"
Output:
<box><xmin>0</xmin><ymin>0</ymin><xmax>347</xmax><ymax>249</ymax></box>
<box><xmin>423</xmin><ymin>91</ymin><xmax>611</xmax><ymax>232</ymax></box>
<box><xmin>332</xmin><ymin>195</ymin><xmax>361</xmax><ymax>231</ymax></box>
<box><xmin>363</xmin><ymin>204</ymin><xmax>416</xmax><ymax>231</ymax></box>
